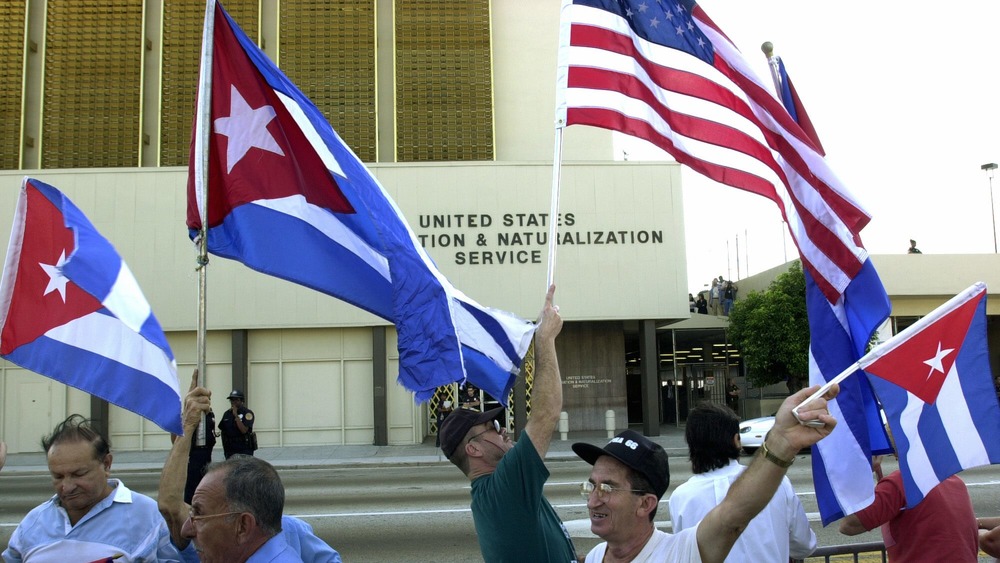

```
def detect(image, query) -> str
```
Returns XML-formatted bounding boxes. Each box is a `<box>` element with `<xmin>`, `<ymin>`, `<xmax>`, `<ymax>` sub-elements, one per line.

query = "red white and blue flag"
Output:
<box><xmin>861</xmin><ymin>283</ymin><xmax>1000</xmax><ymax>507</ymax></box>
<box><xmin>188</xmin><ymin>1</ymin><xmax>536</xmax><ymax>403</ymax></box>
<box><xmin>0</xmin><ymin>178</ymin><xmax>181</xmax><ymax>434</ymax></box>
<box><xmin>556</xmin><ymin>0</ymin><xmax>892</xmax><ymax>524</ymax></box>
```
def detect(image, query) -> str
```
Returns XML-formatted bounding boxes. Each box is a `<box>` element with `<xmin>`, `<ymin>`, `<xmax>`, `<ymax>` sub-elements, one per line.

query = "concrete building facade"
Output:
<box><xmin>0</xmin><ymin>1</ymin><xmax>993</xmax><ymax>453</ymax></box>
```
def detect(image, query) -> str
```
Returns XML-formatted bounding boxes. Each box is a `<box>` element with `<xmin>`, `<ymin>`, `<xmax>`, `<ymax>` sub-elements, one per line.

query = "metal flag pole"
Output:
<box><xmin>761</xmin><ymin>41</ymin><xmax>783</xmax><ymax>100</ymax></box>
<box><xmin>546</xmin><ymin>127</ymin><xmax>564</xmax><ymax>290</ymax></box>
<box><xmin>548</xmin><ymin>0</ymin><xmax>575</xmax><ymax>292</ymax></box>
<box><xmin>762</xmin><ymin>41</ymin><xmax>792</xmax><ymax>267</ymax></box>
<box><xmin>191</xmin><ymin>0</ymin><xmax>218</xmax><ymax>446</ymax></box>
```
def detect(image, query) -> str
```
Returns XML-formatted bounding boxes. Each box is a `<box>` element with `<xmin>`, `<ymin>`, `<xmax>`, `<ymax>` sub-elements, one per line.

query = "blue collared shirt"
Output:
<box><xmin>2</xmin><ymin>479</ymin><xmax>181</xmax><ymax>562</ymax></box>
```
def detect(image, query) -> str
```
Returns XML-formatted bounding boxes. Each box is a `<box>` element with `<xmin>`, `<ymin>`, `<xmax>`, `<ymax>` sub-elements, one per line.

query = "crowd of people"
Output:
<box><xmin>2</xmin><ymin>286</ymin><xmax>1000</xmax><ymax>562</ymax></box>
<box><xmin>690</xmin><ymin>275</ymin><xmax>738</xmax><ymax>318</ymax></box>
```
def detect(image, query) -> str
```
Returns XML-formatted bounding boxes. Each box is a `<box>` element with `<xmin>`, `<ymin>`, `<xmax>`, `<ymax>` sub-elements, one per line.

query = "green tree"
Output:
<box><xmin>727</xmin><ymin>261</ymin><xmax>809</xmax><ymax>393</ymax></box>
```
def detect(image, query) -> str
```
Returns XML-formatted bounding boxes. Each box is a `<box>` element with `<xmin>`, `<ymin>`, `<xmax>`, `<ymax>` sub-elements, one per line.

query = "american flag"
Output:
<box><xmin>558</xmin><ymin>0</ymin><xmax>869</xmax><ymax>302</ymax></box>
<box><xmin>557</xmin><ymin>0</ymin><xmax>893</xmax><ymax>524</ymax></box>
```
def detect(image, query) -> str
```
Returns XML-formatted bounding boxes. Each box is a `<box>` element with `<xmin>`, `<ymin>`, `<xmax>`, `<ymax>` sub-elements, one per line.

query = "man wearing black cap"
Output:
<box><xmin>574</xmin><ymin>384</ymin><xmax>840</xmax><ymax>562</ymax></box>
<box><xmin>438</xmin><ymin>285</ymin><xmax>577</xmax><ymax>562</ymax></box>
<box><xmin>219</xmin><ymin>389</ymin><xmax>255</xmax><ymax>459</ymax></box>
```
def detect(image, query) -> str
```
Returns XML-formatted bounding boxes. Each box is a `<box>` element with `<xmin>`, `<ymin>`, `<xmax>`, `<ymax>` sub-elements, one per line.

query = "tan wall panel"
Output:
<box><xmin>249</xmin><ymin>360</ymin><xmax>281</xmax><ymax>447</ymax></box>
<box><xmin>343</xmin><ymin>359</ymin><xmax>375</xmax><ymax>444</ymax></box>
<box><xmin>282</xmin><ymin>360</ymin><xmax>341</xmax><ymax>430</ymax></box>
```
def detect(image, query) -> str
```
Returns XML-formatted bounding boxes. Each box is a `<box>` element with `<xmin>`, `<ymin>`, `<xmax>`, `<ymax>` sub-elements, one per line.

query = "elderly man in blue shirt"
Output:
<box><xmin>3</xmin><ymin>415</ymin><xmax>181</xmax><ymax>562</ymax></box>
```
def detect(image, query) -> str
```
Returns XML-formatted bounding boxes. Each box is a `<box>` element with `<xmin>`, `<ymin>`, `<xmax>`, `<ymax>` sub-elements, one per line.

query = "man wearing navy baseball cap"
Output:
<box><xmin>575</xmin><ymin>383</ymin><xmax>842</xmax><ymax>563</ymax></box>
<box><xmin>439</xmin><ymin>286</ymin><xmax>578</xmax><ymax>562</ymax></box>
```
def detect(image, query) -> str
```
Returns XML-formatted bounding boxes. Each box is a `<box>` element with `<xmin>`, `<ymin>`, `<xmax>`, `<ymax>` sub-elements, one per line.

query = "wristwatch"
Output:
<box><xmin>760</xmin><ymin>440</ymin><xmax>794</xmax><ymax>468</ymax></box>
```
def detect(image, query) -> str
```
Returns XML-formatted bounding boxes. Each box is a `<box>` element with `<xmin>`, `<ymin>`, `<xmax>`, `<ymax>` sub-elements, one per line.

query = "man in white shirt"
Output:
<box><xmin>573</xmin><ymin>384</ymin><xmax>837</xmax><ymax>563</ymax></box>
<box><xmin>669</xmin><ymin>402</ymin><xmax>816</xmax><ymax>562</ymax></box>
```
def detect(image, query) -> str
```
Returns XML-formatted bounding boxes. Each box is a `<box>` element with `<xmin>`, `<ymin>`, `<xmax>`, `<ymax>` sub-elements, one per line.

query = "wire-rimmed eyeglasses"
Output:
<box><xmin>467</xmin><ymin>419</ymin><xmax>502</xmax><ymax>443</ymax></box>
<box><xmin>187</xmin><ymin>508</ymin><xmax>242</xmax><ymax>524</ymax></box>
<box><xmin>579</xmin><ymin>481</ymin><xmax>645</xmax><ymax>500</ymax></box>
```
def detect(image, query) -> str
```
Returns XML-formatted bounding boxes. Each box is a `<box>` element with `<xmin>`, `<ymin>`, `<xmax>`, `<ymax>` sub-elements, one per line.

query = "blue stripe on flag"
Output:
<box><xmin>7</xmin><ymin>335</ymin><xmax>181</xmax><ymax>433</ymax></box>
<box><xmin>808</xmin><ymin>260</ymin><xmax>892</xmax><ymax>525</ymax></box>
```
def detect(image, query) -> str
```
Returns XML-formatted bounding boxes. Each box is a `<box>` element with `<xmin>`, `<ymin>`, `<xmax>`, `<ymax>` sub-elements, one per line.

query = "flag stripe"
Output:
<box><xmin>6</xmin><ymin>333</ymin><xmax>180</xmax><ymax>433</ymax></box>
<box><xmin>206</xmin><ymin>203</ymin><xmax>394</xmax><ymax>319</ymax></box>
<box><xmin>47</xmin><ymin>311</ymin><xmax>178</xmax><ymax>389</ymax></box>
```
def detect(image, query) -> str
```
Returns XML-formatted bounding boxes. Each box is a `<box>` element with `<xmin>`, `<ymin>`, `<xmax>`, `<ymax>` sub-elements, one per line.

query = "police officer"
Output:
<box><xmin>218</xmin><ymin>389</ymin><xmax>255</xmax><ymax>458</ymax></box>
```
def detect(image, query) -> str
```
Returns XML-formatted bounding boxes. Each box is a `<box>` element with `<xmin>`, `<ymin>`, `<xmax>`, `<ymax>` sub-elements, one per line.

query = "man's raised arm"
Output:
<box><xmin>158</xmin><ymin>371</ymin><xmax>213</xmax><ymax>549</ymax></box>
<box><xmin>697</xmin><ymin>384</ymin><xmax>839</xmax><ymax>563</ymax></box>
<box><xmin>522</xmin><ymin>285</ymin><xmax>563</xmax><ymax>458</ymax></box>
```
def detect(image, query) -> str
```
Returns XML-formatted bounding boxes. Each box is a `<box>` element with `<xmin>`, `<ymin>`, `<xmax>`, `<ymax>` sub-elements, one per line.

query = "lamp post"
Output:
<box><xmin>984</xmin><ymin>163</ymin><xmax>999</xmax><ymax>253</ymax></box>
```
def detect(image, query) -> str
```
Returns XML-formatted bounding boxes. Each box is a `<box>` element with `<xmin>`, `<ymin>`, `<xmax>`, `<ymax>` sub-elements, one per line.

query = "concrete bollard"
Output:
<box><xmin>559</xmin><ymin>411</ymin><xmax>569</xmax><ymax>441</ymax></box>
<box><xmin>605</xmin><ymin>409</ymin><xmax>615</xmax><ymax>439</ymax></box>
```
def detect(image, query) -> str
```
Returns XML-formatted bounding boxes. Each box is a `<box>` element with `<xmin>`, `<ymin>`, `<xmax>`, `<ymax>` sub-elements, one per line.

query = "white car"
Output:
<box><xmin>738</xmin><ymin>415</ymin><xmax>775</xmax><ymax>453</ymax></box>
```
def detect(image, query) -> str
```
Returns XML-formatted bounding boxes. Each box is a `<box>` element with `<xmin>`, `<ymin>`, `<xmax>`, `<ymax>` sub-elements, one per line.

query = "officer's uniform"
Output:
<box><xmin>219</xmin><ymin>390</ymin><xmax>255</xmax><ymax>459</ymax></box>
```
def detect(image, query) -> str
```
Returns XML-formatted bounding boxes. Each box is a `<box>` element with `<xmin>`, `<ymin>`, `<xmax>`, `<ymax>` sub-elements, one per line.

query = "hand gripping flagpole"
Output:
<box><xmin>191</xmin><ymin>0</ymin><xmax>217</xmax><ymax>447</ymax></box>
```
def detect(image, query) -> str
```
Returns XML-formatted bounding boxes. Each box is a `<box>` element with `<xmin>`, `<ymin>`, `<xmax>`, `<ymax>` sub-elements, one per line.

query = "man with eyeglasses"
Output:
<box><xmin>573</xmin><ymin>384</ymin><xmax>840</xmax><ymax>562</ymax></box>
<box><xmin>180</xmin><ymin>455</ymin><xmax>299</xmax><ymax>562</ymax></box>
<box><xmin>3</xmin><ymin>415</ymin><xmax>181</xmax><ymax>562</ymax></box>
<box><xmin>438</xmin><ymin>285</ymin><xmax>577</xmax><ymax>562</ymax></box>
<box><xmin>159</xmin><ymin>371</ymin><xmax>341</xmax><ymax>563</ymax></box>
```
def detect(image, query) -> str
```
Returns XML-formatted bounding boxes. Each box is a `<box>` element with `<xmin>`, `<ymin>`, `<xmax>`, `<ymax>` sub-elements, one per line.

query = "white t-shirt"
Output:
<box><xmin>585</xmin><ymin>527</ymin><xmax>701</xmax><ymax>563</ymax></box>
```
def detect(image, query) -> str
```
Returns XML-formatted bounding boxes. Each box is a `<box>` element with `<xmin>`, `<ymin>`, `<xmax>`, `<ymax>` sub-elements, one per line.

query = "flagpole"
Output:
<box><xmin>546</xmin><ymin>126</ymin><xmax>564</xmax><ymax>290</ymax></box>
<box><xmin>192</xmin><ymin>0</ymin><xmax>217</xmax><ymax>446</ymax></box>
<box><xmin>548</xmin><ymin>0</ymin><xmax>575</xmax><ymax>292</ymax></box>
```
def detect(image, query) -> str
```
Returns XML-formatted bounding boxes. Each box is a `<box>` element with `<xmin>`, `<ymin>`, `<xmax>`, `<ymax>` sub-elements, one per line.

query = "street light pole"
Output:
<box><xmin>984</xmin><ymin>163</ymin><xmax>999</xmax><ymax>253</ymax></box>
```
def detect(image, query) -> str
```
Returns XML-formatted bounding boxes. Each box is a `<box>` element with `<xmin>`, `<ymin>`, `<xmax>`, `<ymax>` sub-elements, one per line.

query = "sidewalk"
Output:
<box><xmin>1</xmin><ymin>425</ymin><xmax>690</xmax><ymax>475</ymax></box>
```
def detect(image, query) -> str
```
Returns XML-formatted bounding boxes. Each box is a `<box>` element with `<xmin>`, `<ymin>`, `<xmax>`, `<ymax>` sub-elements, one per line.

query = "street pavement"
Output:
<box><xmin>0</xmin><ymin>426</ymin><xmax>692</xmax><ymax>475</ymax></box>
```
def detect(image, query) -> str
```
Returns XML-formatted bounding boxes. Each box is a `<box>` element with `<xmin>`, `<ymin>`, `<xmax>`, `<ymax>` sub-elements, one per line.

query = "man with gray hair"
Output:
<box><xmin>3</xmin><ymin>415</ymin><xmax>180</xmax><ymax>562</ymax></box>
<box><xmin>181</xmin><ymin>455</ymin><xmax>300</xmax><ymax>562</ymax></box>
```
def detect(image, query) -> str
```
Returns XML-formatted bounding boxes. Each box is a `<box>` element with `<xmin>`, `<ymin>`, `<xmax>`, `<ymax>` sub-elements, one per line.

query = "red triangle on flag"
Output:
<box><xmin>0</xmin><ymin>186</ymin><xmax>103</xmax><ymax>354</ymax></box>
<box><xmin>862</xmin><ymin>292</ymin><xmax>983</xmax><ymax>404</ymax></box>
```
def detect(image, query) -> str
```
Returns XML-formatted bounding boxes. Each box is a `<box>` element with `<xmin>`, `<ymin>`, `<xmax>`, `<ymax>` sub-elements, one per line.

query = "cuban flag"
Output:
<box><xmin>0</xmin><ymin>178</ymin><xmax>181</xmax><ymax>434</ymax></box>
<box><xmin>187</xmin><ymin>1</ymin><xmax>536</xmax><ymax>403</ymax></box>
<box><xmin>861</xmin><ymin>282</ymin><xmax>1000</xmax><ymax>507</ymax></box>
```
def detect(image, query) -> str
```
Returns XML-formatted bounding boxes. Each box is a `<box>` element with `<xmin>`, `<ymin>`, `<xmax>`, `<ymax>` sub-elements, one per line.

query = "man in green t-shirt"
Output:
<box><xmin>439</xmin><ymin>285</ymin><xmax>577</xmax><ymax>562</ymax></box>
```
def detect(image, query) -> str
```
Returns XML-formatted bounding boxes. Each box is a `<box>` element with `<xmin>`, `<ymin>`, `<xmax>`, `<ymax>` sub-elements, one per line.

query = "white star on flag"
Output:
<box><xmin>922</xmin><ymin>342</ymin><xmax>954</xmax><ymax>380</ymax></box>
<box><xmin>214</xmin><ymin>85</ymin><xmax>284</xmax><ymax>173</ymax></box>
<box><xmin>39</xmin><ymin>250</ymin><xmax>69</xmax><ymax>303</ymax></box>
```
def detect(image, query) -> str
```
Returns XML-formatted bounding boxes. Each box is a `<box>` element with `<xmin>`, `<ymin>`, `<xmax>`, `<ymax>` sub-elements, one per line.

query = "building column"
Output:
<box><xmin>90</xmin><ymin>395</ymin><xmax>109</xmax><ymax>439</ymax></box>
<box><xmin>639</xmin><ymin>320</ymin><xmax>660</xmax><ymax>436</ymax></box>
<box><xmin>231</xmin><ymin>329</ymin><xmax>249</xmax><ymax>396</ymax></box>
<box><xmin>373</xmin><ymin>326</ymin><xmax>388</xmax><ymax>446</ymax></box>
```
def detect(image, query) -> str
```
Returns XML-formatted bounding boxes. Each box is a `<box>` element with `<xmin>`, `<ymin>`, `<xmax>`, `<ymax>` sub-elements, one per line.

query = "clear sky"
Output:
<box><xmin>614</xmin><ymin>1</ymin><xmax>1000</xmax><ymax>296</ymax></box>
